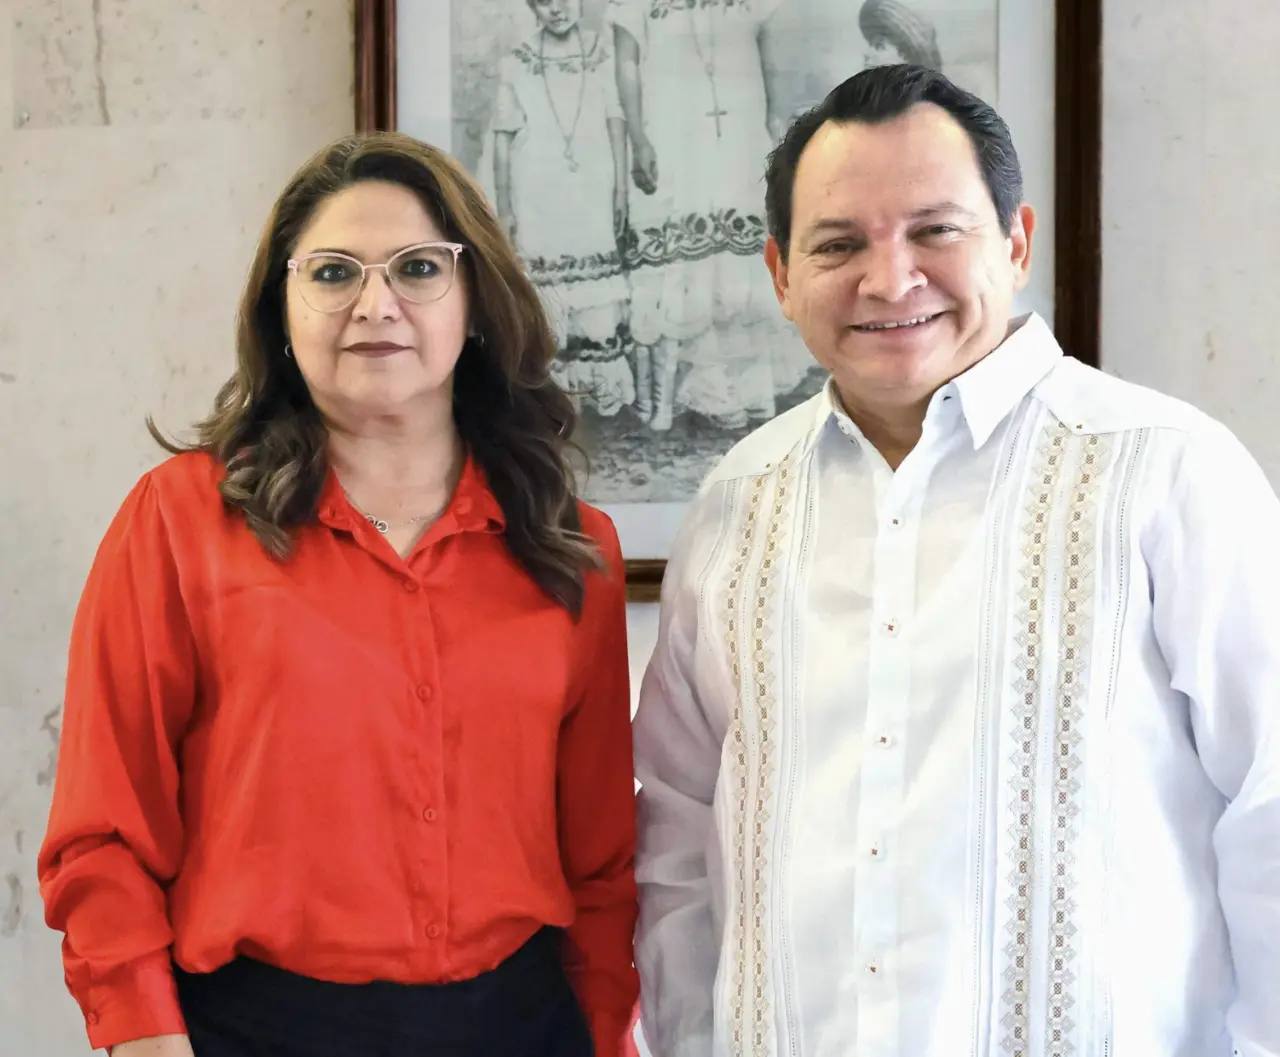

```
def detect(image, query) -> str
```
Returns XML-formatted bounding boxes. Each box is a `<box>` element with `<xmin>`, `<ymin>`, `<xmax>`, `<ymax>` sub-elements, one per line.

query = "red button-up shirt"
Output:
<box><xmin>39</xmin><ymin>451</ymin><xmax>639</xmax><ymax>1054</ymax></box>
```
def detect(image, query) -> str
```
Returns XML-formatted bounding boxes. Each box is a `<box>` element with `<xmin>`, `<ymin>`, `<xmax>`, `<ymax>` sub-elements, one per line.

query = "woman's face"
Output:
<box><xmin>284</xmin><ymin>180</ymin><xmax>471</xmax><ymax>427</ymax></box>
<box><xmin>528</xmin><ymin>0</ymin><xmax>583</xmax><ymax>37</ymax></box>
<box><xmin>864</xmin><ymin>38</ymin><xmax>907</xmax><ymax>68</ymax></box>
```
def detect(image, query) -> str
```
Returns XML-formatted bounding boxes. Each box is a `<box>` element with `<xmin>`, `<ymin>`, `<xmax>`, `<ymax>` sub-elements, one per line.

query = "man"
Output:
<box><xmin>633</xmin><ymin>64</ymin><xmax>1279</xmax><ymax>1057</ymax></box>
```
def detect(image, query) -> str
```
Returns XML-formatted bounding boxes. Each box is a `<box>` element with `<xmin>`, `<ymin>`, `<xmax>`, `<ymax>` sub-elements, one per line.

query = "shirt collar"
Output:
<box><xmin>318</xmin><ymin>453</ymin><xmax>506</xmax><ymax>536</ymax></box>
<box><xmin>949</xmin><ymin>312</ymin><xmax>1063</xmax><ymax>448</ymax></box>
<box><xmin>813</xmin><ymin>312</ymin><xmax>1063</xmax><ymax>452</ymax></box>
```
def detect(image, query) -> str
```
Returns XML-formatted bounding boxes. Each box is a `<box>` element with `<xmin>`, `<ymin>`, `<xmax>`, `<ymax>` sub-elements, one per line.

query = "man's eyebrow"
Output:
<box><xmin>798</xmin><ymin>202</ymin><xmax>983</xmax><ymax>245</ymax></box>
<box><xmin>800</xmin><ymin>218</ymin><xmax>862</xmax><ymax>239</ymax></box>
<box><xmin>908</xmin><ymin>201</ymin><xmax>980</xmax><ymax>221</ymax></box>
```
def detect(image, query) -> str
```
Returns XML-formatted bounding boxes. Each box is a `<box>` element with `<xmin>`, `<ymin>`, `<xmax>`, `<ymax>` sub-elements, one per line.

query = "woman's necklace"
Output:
<box><xmin>343</xmin><ymin>490</ymin><xmax>444</xmax><ymax>535</ymax></box>
<box><xmin>538</xmin><ymin>26</ymin><xmax>589</xmax><ymax>172</ymax></box>
<box><xmin>687</xmin><ymin>5</ymin><xmax>727</xmax><ymax>138</ymax></box>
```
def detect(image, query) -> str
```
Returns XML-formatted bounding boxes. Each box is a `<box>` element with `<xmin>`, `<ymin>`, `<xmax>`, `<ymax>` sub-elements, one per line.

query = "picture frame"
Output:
<box><xmin>353</xmin><ymin>0</ymin><xmax>1102</xmax><ymax>603</ymax></box>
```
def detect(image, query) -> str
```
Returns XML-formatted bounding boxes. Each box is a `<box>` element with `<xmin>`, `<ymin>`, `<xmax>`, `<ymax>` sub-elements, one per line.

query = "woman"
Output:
<box><xmin>610</xmin><ymin>0</ymin><xmax>813</xmax><ymax>433</ymax></box>
<box><xmin>492</xmin><ymin>0</ymin><xmax>635</xmax><ymax>420</ymax></box>
<box><xmin>858</xmin><ymin>0</ymin><xmax>944</xmax><ymax>69</ymax></box>
<box><xmin>38</xmin><ymin>132</ymin><xmax>639</xmax><ymax>1057</ymax></box>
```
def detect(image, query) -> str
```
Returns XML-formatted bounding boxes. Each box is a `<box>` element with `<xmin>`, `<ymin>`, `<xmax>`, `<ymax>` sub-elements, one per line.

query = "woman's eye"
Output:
<box><xmin>398</xmin><ymin>257</ymin><xmax>440</xmax><ymax>278</ymax></box>
<box><xmin>312</xmin><ymin>262</ymin><xmax>356</xmax><ymax>283</ymax></box>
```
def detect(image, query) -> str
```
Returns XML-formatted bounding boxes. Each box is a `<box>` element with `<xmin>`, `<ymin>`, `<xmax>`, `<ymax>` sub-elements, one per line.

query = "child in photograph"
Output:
<box><xmin>493</xmin><ymin>0</ymin><xmax>635</xmax><ymax>418</ymax></box>
<box><xmin>859</xmin><ymin>0</ymin><xmax>944</xmax><ymax>68</ymax></box>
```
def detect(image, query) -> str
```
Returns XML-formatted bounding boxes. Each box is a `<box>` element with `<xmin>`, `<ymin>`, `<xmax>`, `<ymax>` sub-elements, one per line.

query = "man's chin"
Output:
<box><xmin>829</xmin><ymin>346</ymin><xmax>959</xmax><ymax>401</ymax></box>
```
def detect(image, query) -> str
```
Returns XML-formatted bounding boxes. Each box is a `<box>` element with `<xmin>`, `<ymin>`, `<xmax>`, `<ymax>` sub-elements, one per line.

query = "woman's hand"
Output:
<box><xmin>111</xmin><ymin>1035</ymin><xmax>195</xmax><ymax>1057</ymax></box>
<box><xmin>630</xmin><ymin>137</ymin><xmax>658</xmax><ymax>194</ymax></box>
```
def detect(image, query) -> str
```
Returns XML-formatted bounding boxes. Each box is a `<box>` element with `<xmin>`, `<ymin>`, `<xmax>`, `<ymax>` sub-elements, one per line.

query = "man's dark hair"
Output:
<box><xmin>764</xmin><ymin>64</ymin><xmax>1023</xmax><ymax>259</ymax></box>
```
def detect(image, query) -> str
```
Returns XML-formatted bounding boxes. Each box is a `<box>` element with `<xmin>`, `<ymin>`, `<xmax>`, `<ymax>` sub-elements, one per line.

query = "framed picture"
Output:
<box><xmin>354</xmin><ymin>0</ymin><xmax>1101</xmax><ymax>602</ymax></box>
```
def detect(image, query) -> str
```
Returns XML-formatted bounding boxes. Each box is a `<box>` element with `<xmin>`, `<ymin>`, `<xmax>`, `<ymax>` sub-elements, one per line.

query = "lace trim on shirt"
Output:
<box><xmin>722</xmin><ymin>454</ymin><xmax>792</xmax><ymax>1056</ymax></box>
<box><xmin>1045</xmin><ymin>433</ymin><xmax>1109</xmax><ymax>1057</ymax></box>
<box><xmin>724</xmin><ymin>471</ymin><xmax>764</xmax><ymax>1053</ymax></box>
<box><xmin>1000</xmin><ymin>422</ymin><xmax>1067</xmax><ymax>1057</ymax></box>
<box><xmin>999</xmin><ymin>423</ymin><xmax>1111</xmax><ymax>1057</ymax></box>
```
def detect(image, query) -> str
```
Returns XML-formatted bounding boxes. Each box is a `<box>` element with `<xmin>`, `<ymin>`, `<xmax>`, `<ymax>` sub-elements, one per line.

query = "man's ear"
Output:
<box><xmin>764</xmin><ymin>236</ymin><xmax>793</xmax><ymax>321</ymax></box>
<box><xmin>1009</xmin><ymin>202</ymin><xmax>1035</xmax><ymax>292</ymax></box>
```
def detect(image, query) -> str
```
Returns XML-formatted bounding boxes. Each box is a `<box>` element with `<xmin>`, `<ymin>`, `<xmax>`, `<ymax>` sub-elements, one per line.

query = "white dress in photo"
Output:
<box><xmin>492</xmin><ymin>29</ymin><xmax>635</xmax><ymax>416</ymax></box>
<box><xmin>609</xmin><ymin>0</ymin><xmax>814</xmax><ymax>426</ymax></box>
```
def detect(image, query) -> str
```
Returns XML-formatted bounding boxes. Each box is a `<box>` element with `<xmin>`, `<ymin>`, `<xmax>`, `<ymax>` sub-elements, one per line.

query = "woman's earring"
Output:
<box><xmin>284</xmin><ymin>344</ymin><xmax>294</xmax><ymax>359</ymax></box>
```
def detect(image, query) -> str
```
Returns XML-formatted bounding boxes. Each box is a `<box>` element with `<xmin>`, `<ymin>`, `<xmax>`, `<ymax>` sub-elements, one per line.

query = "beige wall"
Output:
<box><xmin>3</xmin><ymin>0</ymin><xmax>1279</xmax><ymax>1052</ymax></box>
<box><xmin>1101</xmin><ymin>0</ymin><xmax>1280</xmax><ymax>485</ymax></box>
<box><xmin>0</xmin><ymin>1</ymin><xmax>354</xmax><ymax>1051</ymax></box>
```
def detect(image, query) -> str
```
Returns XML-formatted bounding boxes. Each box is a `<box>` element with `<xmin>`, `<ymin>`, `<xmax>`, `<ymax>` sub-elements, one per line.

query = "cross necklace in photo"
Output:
<box><xmin>687</xmin><ymin>5</ymin><xmax>727</xmax><ymax>138</ymax></box>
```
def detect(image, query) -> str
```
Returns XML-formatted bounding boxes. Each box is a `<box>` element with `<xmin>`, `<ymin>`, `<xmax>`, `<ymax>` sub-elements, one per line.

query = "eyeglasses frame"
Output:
<box><xmin>285</xmin><ymin>240</ymin><xmax>466</xmax><ymax>313</ymax></box>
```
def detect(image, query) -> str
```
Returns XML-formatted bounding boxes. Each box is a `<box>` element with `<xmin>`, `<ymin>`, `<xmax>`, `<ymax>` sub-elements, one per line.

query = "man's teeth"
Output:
<box><xmin>857</xmin><ymin>315</ymin><xmax>935</xmax><ymax>330</ymax></box>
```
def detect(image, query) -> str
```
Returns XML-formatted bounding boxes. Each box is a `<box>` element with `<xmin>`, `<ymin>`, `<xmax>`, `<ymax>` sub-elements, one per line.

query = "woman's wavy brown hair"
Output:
<box><xmin>154</xmin><ymin>131</ymin><xmax>601</xmax><ymax>616</ymax></box>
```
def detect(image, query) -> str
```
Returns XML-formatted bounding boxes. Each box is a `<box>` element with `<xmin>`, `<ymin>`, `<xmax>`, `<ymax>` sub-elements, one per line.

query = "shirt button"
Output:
<box><xmin>416</xmin><ymin>684</ymin><xmax>432</xmax><ymax>701</ymax></box>
<box><xmin>87</xmin><ymin>1011</ymin><xmax>100</xmax><ymax>1026</ymax></box>
<box><xmin>403</xmin><ymin>580</ymin><xmax>419</xmax><ymax>593</ymax></box>
<box><xmin>867</xmin><ymin>961</ymin><xmax>880</xmax><ymax>976</ymax></box>
<box><xmin>875</xmin><ymin>734</ymin><xmax>894</xmax><ymax>748</ymax></box>
<box><xmin>888</xmin><ymin>516</ymin><xmax>902</xmax><ymax>528</ymax></box>
<box><xmin>426</xmin><ymin>924</ymin><xmax>441</xmax><ymax>939</ymax></box>
<box><xmin>869</xmin><ymin>841</ymin><xmax>884</xmax><ymax>860</ymax></box>
<box><xmin>882</xmin><ymin>619</ymin><xmax>899</xmax><ymax>636</ymax></box>
<box><xmin>422</xmin><ymin>807</ymin><xmax>437</xmax><ymax>822</ymax></box>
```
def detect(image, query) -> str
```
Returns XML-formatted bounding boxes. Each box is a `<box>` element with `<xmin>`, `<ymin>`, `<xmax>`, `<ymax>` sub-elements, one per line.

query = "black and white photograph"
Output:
<box><xmin>442</xmin><ymin>0</ymin><xmax>998</xmax><ymax>509</ymax></box>
<box><xmin>393</xmin><ymin>0</ymin><xmax>1061</xmax><ymax>567</ymax></box>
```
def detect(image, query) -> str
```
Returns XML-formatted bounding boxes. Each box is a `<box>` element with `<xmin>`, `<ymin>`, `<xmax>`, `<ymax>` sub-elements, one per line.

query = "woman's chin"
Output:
<box><xmin>325</xmin><ymin>376</ymin><xmax>448</xmax><ymax>419</ymax></box>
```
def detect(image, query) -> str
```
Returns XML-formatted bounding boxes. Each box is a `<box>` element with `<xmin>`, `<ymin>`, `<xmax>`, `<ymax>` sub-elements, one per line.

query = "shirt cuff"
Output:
<box><xmin>79</xmin><ymin>949</ymin><xmax>187</xmax><ymax>1051</ymax></box>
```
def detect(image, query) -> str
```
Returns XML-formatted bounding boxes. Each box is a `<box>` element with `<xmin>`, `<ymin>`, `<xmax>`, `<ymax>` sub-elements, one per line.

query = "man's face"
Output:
<box><xmin>766</xmin><ymin>103</ymin><xmax>1034</xmax><ymax>411</ymax></box>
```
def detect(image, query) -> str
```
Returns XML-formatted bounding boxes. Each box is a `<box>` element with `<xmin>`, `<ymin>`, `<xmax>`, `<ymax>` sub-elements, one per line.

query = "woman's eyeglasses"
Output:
<box><xmin>286</xmin><ymin>241</ymin><xmax>465</xmax><ymax>313</ymax></box>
